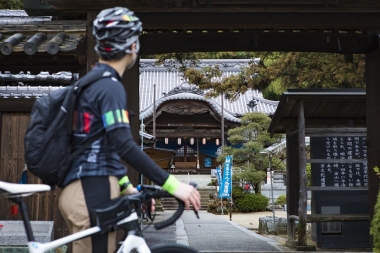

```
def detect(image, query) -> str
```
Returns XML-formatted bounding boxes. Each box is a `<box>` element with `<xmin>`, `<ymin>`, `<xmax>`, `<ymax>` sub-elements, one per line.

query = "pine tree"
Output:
<box><xmin>217</xmin><ymin>112</ymin><xmax>284</xmax><ymax>194</ymax></box>
<box><xmin>0</xmin><ymin>0</ymin><xmax>23</xmax><ymax>9</ymax></box>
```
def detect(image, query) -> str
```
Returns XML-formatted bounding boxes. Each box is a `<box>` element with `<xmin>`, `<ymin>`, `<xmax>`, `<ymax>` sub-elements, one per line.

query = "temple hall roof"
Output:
<box><xmin>0</xmin><ymin>59</ymin><xmax>279</xmax><ymax>119</ymax></box>
<box><xmin>140</xmin><ymin>59</ymin><xmax>279</xmax><ymax>121</ymax></box>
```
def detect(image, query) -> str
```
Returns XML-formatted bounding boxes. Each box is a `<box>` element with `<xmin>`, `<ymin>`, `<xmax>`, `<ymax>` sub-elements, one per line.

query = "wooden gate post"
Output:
<box><xmin>286</xmin><ymin>128</ymin><xmax>300</xmax><ymax>245</ymax></box>
<box><xmin>298</xmin><ymin>101</ymin><xmax>308</xmax><ymax>246</ymax></box>
<box><xmin>366</xmin><ymin>43</ymin><xmax>380</xmax><ymax>248</ymax></box>
<box><xmin>86</xmin><ymin>11</ymin><xmax>98</xmax><ymax>74</ymax></box>
<box><xmin>122</xmin><ymin>57</ymin><xmax>140</xmax><ymax>185</ymax></box>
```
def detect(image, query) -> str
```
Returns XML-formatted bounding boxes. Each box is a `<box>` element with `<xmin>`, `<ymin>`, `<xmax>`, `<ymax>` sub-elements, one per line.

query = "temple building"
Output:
<box><xmin>138</xmin><ymin>59</ymin><xmax>278</xmax><ymax>173</ymax></box>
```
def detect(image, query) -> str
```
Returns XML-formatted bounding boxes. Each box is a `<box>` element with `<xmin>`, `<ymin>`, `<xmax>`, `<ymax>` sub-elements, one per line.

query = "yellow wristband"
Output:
<box><xmin>119</xmin><ymin>176</ymin><xmax>133</xmax><ymax>194</ymax></box>
<box><xmin>162</xmin><ymin>175</ymin><xmax>181</xmax><ymax>195</ymax></box>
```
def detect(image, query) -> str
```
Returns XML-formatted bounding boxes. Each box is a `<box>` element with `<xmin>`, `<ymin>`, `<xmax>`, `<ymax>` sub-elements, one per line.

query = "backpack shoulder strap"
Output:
<box><xmin>68</xmin><ymin>73</ymin><xmax>113</xmax><ymax>159</ymax></box>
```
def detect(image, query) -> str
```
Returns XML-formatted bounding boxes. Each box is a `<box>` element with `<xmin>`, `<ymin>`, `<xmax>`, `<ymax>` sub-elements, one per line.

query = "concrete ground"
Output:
<box><xmin>143</xmin><ymin>210</ymin><xmax>292</xmax><ymax>252</ymax></box>
<box><xmin>144</xmin><ymin>210</ymin><xmax>373</xmax><ymax>252</ymax></box>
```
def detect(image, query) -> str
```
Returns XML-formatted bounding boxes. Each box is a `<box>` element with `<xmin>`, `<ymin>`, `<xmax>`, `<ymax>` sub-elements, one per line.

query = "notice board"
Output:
<box><xmin>310</xmin><ymin>136</ymin><xmax>368</xmax><ymax>187</ymax></box>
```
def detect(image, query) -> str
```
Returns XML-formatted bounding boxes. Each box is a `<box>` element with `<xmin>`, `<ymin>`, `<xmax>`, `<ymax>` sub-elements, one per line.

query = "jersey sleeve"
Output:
<box><xmin>98</xmin><ymin>78</ymin><xmax>130</xmax><ymax>132</ymax></box>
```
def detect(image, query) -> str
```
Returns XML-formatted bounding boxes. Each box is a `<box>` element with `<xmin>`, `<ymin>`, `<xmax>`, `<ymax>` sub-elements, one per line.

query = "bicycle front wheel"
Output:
<box><xmin>150</xmin><ymin>243</ymin><xmax>200</xmax><ymax>253</ymax></box>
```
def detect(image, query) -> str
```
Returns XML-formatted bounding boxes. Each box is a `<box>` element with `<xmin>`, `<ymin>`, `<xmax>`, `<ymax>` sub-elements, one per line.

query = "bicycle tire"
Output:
<box><xmin>150</xmin><ymin>243</ymin><xmax>200</xmax><ymax>253</ymax></box>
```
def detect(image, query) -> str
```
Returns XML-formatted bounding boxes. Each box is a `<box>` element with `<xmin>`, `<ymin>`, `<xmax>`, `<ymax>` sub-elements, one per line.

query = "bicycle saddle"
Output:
<box><xmin>0</xmin><ymin>181</ymin><xmax>51</xmax><ymax>196</ymax></box>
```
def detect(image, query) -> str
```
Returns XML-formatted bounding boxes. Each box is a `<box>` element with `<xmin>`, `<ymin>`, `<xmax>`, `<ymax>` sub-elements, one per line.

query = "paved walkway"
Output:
<box><xmin>143</xmin><ymin>210</ymin><xmax>292</xmax><ymax>252</ymax></box>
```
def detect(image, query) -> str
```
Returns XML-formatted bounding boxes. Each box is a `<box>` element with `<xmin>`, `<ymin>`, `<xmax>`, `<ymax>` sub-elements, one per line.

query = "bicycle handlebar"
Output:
<box><xmin>129</xmin><ymin>183</ymin><xmax>198</xmax><ymax>230</ymax></box>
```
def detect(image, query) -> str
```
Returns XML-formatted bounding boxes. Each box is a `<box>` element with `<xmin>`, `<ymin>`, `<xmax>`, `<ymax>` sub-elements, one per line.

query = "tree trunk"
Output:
<box><xmin>253</xmin><ymin>181</ymin><xmax>262</xmax><ymax>194</ymax></box>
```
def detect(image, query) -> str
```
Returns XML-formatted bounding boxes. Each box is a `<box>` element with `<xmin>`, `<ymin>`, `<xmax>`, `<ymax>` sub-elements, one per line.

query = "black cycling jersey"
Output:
<box><xmin>63</xmin><ymin>63</ymin><xmax>169</xmax><ymax>187</ymax></box>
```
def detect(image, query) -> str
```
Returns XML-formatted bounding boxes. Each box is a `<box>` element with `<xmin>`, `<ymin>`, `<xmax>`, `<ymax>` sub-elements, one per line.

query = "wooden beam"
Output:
<box><xmin>0</xmin><ymin>99</ymin><xmax>35</xmax><ymax>112</ymax></box>
<box><xmin>307</xmin><ymin>159</ymin><xmax>368</xmax><ymax>163</ymax></box>
<box><xmin>306</xmin><ymin>214</ymin><xmax>369</xmax><ymax>222</ymax></box>
<box><xmin>272</xmin><ymin>118</ymin><xmax>366</xmax><ymax>126</ymax></box>
<box><xmin>155</xmin><ymin>132</ymin><xmax>222</xmax><ymax>138</ymax></box>
<box><xmin>157</xmin><ymin>123</ymin><xmax>222</xmax><ymax>127</ymax></box>
<box><xmin>140</xmin><ymin>32</ymin><xmax>378</xmax><ymax>54</ymax></box>
<box><xmin>305</xmin><ymin>127</ymin><xmax>366</xmax><ymax>136</ymax></box>
<box><xmin>139</xmin><ymin>12</ymin><xmax>380</xmax><ymax>30</ymax></box>
<box><xmin>0</xmin><ymin>54</ymin><xmax>80</xmax><ymax>73</ymax></box>
<box><xmin>307</xmin><ymin>186</ymin><xmax>368</xmax><ymax>191</ymax></box>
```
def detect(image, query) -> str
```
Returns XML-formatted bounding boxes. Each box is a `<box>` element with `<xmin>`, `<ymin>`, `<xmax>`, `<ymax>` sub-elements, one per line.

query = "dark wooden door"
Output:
<box><xmin>0</xmin><ymin>113</ymin><xmax>70</xmax><ymax>244</ymax></box>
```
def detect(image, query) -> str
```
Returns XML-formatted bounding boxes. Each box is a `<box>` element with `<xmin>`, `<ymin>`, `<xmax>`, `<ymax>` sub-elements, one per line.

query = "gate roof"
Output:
<box><xmin>268</xmin><ymin>89</ymin><xmax>366</xmax><ymax>136</ymax></box>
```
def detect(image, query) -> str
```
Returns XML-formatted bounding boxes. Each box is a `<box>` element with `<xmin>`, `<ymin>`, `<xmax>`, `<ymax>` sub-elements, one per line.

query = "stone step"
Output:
<box><xmin>163</xmin><ymin>205</ymin><xmax>208</xmax><ymax>210</ymax></box>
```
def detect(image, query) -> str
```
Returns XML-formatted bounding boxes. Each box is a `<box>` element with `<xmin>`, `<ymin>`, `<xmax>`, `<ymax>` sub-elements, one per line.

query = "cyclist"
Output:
<box><xmin>58</xmin><ymin>7</ymin><xmax>201</xmax><ymax>253</ymax></box>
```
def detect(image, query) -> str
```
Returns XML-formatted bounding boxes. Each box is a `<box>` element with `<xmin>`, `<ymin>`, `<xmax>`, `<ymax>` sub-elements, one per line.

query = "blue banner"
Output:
<box><xmin>216</xmin><ymin>166</ymin><xmax>222</xmax><ymax>192</ymax></box>
<box><xmin>219</xmin><ymin>155</ymin><xmax>233</xmax><ymax>198</ymax></box>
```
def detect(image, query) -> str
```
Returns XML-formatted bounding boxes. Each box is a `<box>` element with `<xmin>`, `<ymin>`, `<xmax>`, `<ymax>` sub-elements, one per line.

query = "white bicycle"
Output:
<box><xmin>0</xmin><ymin>181</ymin><xmax>200</xmax><ymax>253</ymax></box>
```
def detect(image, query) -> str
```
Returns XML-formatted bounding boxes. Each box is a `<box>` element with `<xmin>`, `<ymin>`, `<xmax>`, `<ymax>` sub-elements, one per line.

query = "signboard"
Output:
<box><xmin>311</xmin><ymin>137</ymin><xmax>368</xmax><ymax>187</ymax></box>
<box><xmin>216</xmin><ymin>166</ymin><xmax>222</xmax><ymax>192</ymax></box>
<box><xmin>219</xmin><ymin>155</ymin><xmax>233</xmax><ymax>198</ymax></box>
<box><xmin>204</xmin><ymin>157</ymin><xmax>212</xmax><ymax>167</ymax></box>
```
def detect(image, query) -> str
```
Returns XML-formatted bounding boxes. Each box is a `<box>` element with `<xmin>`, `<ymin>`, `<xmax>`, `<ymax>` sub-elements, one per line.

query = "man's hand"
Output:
<box><xmin>172</xmin><ymin>182</ymin><xmax>201</xmax><ymax>211</ymax></box>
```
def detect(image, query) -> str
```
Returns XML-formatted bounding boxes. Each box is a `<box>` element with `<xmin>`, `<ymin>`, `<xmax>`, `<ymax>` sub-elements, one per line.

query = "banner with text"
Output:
<box><xmin>216</xmin><ymin>166</ymin><xmax>222</xmax><ymax>192</ymax></box>
<box><xmin>219</xmin><ymin>155</ymin><xmax>233</xmax><ymax>198</ymax></box>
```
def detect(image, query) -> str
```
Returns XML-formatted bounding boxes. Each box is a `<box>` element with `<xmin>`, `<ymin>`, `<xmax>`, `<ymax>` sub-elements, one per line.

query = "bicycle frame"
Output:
<box><xmin>11</xmin><ymin>197</ymin><xmax>152</xmax><ymax>253</ymax></box>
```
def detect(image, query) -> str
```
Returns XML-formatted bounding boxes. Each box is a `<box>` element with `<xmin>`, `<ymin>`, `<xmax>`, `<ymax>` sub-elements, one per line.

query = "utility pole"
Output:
<box><xmin>153</xmin><ymin>84</ymin><xmax>156</xmax><ymax>147</ymax></box>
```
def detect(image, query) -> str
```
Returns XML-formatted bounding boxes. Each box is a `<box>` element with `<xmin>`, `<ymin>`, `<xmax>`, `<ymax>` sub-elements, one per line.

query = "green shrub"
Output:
<box><xmin>236</xmin><ymin>193</ymin><xmax>269</xmax><ymax>212</ymax></box>
<box><xmin>207</xmin><ymin>179</ymin><xmax>217</xmax><ymax>186</ymax></box>
<box><xmin>207</xmin><ymin>198</ymin><xmax>238</xmax><ymax>214</ymax></box>
<box><xmin>371</xmin><ymin>190</ymin><xmax>380</xmax><ymax>252</ymax></box>
<box><xmin>275</xmin><ymin>194</ymin><xmax>286</xmax><ymax>205</ymax></box>
<box><xmin>232</xmin><ymin>186</ymin><xmax>244</xmax><ymax>201</ymax></box>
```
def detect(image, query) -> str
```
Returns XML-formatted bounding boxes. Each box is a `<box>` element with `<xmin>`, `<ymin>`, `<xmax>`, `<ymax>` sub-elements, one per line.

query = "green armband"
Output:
<box><xmin>162</xmin><ymin>175</ymin><xmax>181</xmax><ymax>195</ymax></box>
<box><xmin>119</xmin><ymin>176</ymin><xmax>133</xmax><ymax>194</ymax></box>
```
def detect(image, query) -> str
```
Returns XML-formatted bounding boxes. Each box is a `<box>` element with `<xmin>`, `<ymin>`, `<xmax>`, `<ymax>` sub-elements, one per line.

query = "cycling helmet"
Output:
<box><xmin>92</xmin><ymin>7</ymin><xmax>142</xmax><ymax>60</ymax></box>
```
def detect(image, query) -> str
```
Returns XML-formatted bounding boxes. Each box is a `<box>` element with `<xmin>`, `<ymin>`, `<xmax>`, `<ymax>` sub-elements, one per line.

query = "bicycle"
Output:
<box><xmin>0</xmin><ymin>180</ymin><xmax>200</xmax><ymax>253</ymax></box>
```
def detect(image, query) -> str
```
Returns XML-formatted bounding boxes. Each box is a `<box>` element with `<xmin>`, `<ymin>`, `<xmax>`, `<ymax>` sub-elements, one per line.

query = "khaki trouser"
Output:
<box><xmin>59</xmin><ymin>176</ymin><xmax>119</xmax><ymax>253</ymax></box>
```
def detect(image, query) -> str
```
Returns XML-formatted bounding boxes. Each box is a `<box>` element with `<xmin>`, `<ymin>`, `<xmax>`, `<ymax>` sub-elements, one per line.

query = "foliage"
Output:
<box><xmin>153</xmin><ymin>52</ymin><xmax>366</xmax><ymax>101</ymax></box>
<box><xmin>275</xmin><ymin>194</ymin><xmax>286</xmax><ymax>206</ymax></box>
<box><xmin>371</xmin><ymin>166</ymin><xmax>380</xmax><ymax>252</ymax></box>
<box><xmin>218</xmin><ymin>112</ymin><xmax>284</xmax><ymax>194</ymax></box>
<box><xmin>207</xmin><ymin>198</ymin><xmax>238</xmax><ymax>214</ymax></box>
<box><xmin>236</xmin><ymin>193</ymin><xmax>269</xmax><ymax>212</ymax></box>
<box><xmin>306</xmin><ymin>163</ymin><xmax>312</xmax><ymax>186</ymax></box>
<box><xmin>258</xmin><ymin>52</ymin><xmax>366</xmax><ymax>90</ymax></box>
<box><xmin>371</xmin><ymin>190</ymin><xmax>380</xmax><ymax>253</ymax></box>
<box><xmin>0</xmin><ymin>0</ymin><xmax>23</xmax><ymax>9</ymax></box>
<box><xmin>207</xmin><ymin>179</ymin><xmax>218</xmax><ymax>186</ymax></box>
<box><xmin>262</xmin><ymin>78</ymin><xmax>286</xmax><ymax>101</ymax></box>
<box><xmin>232</xmin><ymin>186</ymin><xmax>245</xmax><ymax>202</ymax></box>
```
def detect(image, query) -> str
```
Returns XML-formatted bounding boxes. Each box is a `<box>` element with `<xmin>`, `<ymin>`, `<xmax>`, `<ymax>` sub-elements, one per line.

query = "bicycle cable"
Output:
<box><xmin>141</xmin><ymin>211</ymin><xmax>156</xmax><ymax>232</ymax></box>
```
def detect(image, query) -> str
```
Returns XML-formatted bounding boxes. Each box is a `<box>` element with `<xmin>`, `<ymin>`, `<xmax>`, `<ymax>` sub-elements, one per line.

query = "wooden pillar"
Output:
<box><xmin>286</xmin><ymin>128</ymin><xmax>300</xmax><ymax>244</ymax></box>
<box><xmin>366</xmin><ymin>45</ymin><xmax>380</xmax><ymax>247</ymax></box>
<box><xmin>184</xmin><ymin>145</ymin><xmax>187</xmax><ymax>162</ymax></box>
<box><xmin>298</xmin><ymin>101</ymin><xmax>308</xmax><ymax>246</ymax></box>
<box><xmin>122</xmin><ymin>57</ymin><xmax>140</xmax><ymax>185</ymax></box>
<box><xmin>86</xmin><ymin>11</ymin><xmax>98</xmax><ymax>74</ymax></box>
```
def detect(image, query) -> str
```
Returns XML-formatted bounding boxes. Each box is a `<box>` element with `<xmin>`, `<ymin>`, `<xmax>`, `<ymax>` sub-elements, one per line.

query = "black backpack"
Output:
<box><xmin>24</xmin><ymin>72</ymin><xmax>108</xmax><ymax>188</ymax></box>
